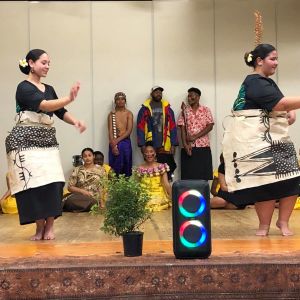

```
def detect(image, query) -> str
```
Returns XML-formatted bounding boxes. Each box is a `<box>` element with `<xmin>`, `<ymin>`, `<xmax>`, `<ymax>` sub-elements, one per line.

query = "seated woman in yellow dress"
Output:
<box><xmin>63</xmin><ymin>148</ymin><xmax>107</xmax><ymax>212</ymax></box>
<box><xmin>0</xmin><ymin>173</ymin><xmax>18</xmax><ymax>214</ymax></box>
<box><xmin>134</xmin><ymin>142</ymin><xmax>172</xmax><ymax>212</ymax></box>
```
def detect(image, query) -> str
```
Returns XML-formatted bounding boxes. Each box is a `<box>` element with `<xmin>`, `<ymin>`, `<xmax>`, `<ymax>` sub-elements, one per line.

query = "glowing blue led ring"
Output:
<box><xmin>178</xmin><ymin>189</ymin><xmax>206</xmax><ymax>217</ymax></box>
<box><xmin>179</xmin><ymin>220</ymin><xmax>207</xmax><ymax>248</ymax></box>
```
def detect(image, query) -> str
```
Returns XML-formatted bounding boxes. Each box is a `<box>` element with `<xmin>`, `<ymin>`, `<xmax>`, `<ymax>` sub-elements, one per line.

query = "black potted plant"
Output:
<box><xmin>100</xmin><ymin>173</ymin><xmax>151</xmax><ymax>257</ymax></box>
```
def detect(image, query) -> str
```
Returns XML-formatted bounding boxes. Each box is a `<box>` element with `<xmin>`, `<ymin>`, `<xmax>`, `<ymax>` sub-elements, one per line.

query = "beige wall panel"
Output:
<box><xmin>92</xmin><ymin>1</ymin><xmax>153</xmax><ymax>166</ymax></box>
<box><xmin>276</xmin><ymin>0</ymin><xmax>300</xmax><ymax>153</ymax></box>
<box><xmin>215</xmin><ymin>0</ymin><xmax>277</xmax><ymax>160</ymax></box>
<box><xmin>153</xmin><ymin>0</ymin><xmax>216</xmax><ymax>175</ymax></box>
<box><xmin>29</xmin><ymin>1</ymin><xmax>92</xmax><ymax>178</ymax></box>
<box><xmin>0</xmin><ymin>2</ymin><xmax>28</xmax><ymax>192</ymax></box>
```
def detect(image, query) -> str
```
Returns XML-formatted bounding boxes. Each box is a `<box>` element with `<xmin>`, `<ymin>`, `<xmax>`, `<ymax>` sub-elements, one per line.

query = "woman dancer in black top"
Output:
<box><xmin>223</xmin><ymin>44</ymin><xmax>300</xmax><ymax>236</ymax></box>
<box><xmin>6</xmin><ymin>49</ymin><xmax>86</xmax><ymax>240</ymax></box>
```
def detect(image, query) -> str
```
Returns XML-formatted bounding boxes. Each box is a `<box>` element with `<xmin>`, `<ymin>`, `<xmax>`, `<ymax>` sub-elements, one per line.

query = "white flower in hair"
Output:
<box><xmin>19</xmin><ymin>59</ymin><xmax>28</xmax><ymax>68</ymax></box>
<box><xmin>247</xmin><ymin>53</ymin><xmax>253</xmax><ymax>63</ymax></box>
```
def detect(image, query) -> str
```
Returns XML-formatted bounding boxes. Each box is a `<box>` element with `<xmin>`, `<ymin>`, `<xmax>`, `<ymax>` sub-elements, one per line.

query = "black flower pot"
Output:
<box><xmin>122</xmin><ymin>231</ymin><xmax>144</xmax><ymax>257</ymax></box>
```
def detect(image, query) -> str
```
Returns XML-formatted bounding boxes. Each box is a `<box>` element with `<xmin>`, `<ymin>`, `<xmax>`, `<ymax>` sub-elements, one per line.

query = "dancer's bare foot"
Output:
<box><xmin>255</xmin><ymin>224</ymin><xmax>270</xmax><ymax>236</ymax></box>
<box><xmin>30</xmin><ymin>232</ymin><xmax>44</xmax><ymax>240</ymax></box>
<box><xmin>43</xmin><ymin>217</ymin><xmax>55</xmax><ymax>240</ymax></box>
<box><xmin>30</xmin><ymin>220</ymin><xmax>45</xmax><ymax>241</ymax></box>
<box><xmin>30</xmin><ymin>228</ymin><xmax>44</xmax><ymax>241</ymax></box>
<box><xmin>276</xmin><ymin>221</ymin><xmax>293</xmax><ymax>236</ymax></box>
<box><xmin>43</xmin><ymin>228</ymin><xmax>55</xmax><ymax>240</ymax></box>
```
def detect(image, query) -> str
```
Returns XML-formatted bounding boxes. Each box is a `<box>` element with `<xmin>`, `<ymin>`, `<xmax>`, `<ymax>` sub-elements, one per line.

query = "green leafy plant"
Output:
<box><xmin>100</xmin><ymin>174</ymin><xmax>151</xmax><ymax>236</ymax></box>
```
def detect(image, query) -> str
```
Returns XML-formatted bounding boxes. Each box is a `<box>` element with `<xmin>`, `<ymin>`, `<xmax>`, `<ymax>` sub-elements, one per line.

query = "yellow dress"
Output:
<box><xmin>101</xmin><ymin>165</ymin><xmax>111</xmax><ymax>204</ymax></box>
<box><xmin>1</xmin><ymin>172</ymin><xmax>18</xmax><ymax>214</ymax></box>
<box><xmin>212</xmin><ymin>169</ymin><xmax>220</xmax><ymax>193</ymax></box>
<box><xmin>135</xmin><ymin>163</ymin><xmax>171</xmax><ymax>212</ymax></box>
<box><xmin>1</xmin><ymin>195</ymin><xmax>18</xmax><ymax>214</ymax></box>
<box><xmin>294</xmin><ymin>197</ymin><xmax>300</xmax><ymax>209</ymax></box>
<box><xmin>103</xmin><ymin>164</ymin><xmax>111</xmax><ymax>174</ymax></box>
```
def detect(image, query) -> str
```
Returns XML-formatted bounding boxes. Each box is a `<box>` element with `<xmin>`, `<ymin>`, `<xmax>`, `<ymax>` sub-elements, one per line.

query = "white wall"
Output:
<box><xmin>92</xmin><ymin>1</ymin><xmax>153</xmax><ymax>175</ymax></box>
<box><xmin>0</xmin><ymin>0</ymin><xmax>300</xmax><ymax>193</ymax></box>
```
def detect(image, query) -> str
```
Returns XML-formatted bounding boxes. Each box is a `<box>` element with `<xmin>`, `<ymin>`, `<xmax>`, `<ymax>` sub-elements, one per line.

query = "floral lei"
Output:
<box><xmin>134</xmin><ymin>163</ymin><xmax>170</xmax><ymax>177</ymax></box>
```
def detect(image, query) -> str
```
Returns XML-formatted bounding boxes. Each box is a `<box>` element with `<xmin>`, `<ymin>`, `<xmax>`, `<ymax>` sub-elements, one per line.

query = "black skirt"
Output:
<box><xmin>217</xmin><ymin>190</ymin><xmax>246</xmax><ymax>209</ymax></box>
<box><xmin>15</xmin><ymin>182</ymin><xmax>64</xmax><ymax>225</ymax></box>
<box><xmin>222</xmin><ymin>176</ymin><xmax>300</xmax><ymax>207</ymax></box>
<box><xmin>181</xmin><ymin>147</ymin><xmax>213</xmax><ymax>180</ymax></box>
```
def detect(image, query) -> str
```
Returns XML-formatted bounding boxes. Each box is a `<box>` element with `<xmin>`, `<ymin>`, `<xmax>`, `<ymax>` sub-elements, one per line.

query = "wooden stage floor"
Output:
<box><xmin>1</xmin><ymin>208</ymin><xmax>300</xmax><ymax>299</ymax></box>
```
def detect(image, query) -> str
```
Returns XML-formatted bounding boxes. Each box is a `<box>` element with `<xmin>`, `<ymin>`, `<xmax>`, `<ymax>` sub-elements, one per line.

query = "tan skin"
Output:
<box><xmin>251</xmin><ymin>50</ymin><xmax>298</xmax><ymax>236</ymax></box>
<box><xmin>140</xmin><ymin>145</ymin><xmax>171</xmax><ymax>199</ymax></box>
<box><xmin>68</xmin><ymin>150</ymin><xmax>95</xmax><ymax>197</ymax></box>
<box><xmin>108</xmin><ymin>96</ymin><xmax>133</xmax><ymax>156</ymax></box>
<box><xmin>179</xmin><ymin>92</ymin><xmax>214</xmax><ymax>156</ymax></box>
<box><xmin>26</xmin><ymin>53</ymin><xmax>86</xmax><ymax>241</ymax></box>
<box><xmin>68</xmin><ymin>150</ymin><xmax>105</xmax><ymax>208</ymax></box>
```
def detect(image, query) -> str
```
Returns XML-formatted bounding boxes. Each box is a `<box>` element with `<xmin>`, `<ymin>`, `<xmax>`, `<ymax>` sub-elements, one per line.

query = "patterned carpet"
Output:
<box><xmin>1</xmin><ymin>254</ymin><xmax>300</xmax><ymax>299</ymax></box>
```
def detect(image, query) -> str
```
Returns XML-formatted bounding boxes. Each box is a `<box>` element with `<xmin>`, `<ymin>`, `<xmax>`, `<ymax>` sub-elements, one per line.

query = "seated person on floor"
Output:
<box><xmin>94</xmin><ymin>150</ymin><xmax>112</xmax><ymax>203</ymax></box>
<box><xmin>210</xmin><ymin>154</ymin><xmax>246</xmax><ymax>209</ymax></box>
<box><xmin>94</xmin><ymin>150</ymin><xmax>112</xmax><ymax>175</ymax></box>
<box><xmin>134</xmin><ymin>142</ymin><xmax>172</xmax><ymax>212</ymax></box>
<box><xmin>63</xmin><ymin>148</ymin><xmax>107</xmax><ymax>212</ymax></box>
<box><xmin>0</xmin><ymin>173</ymin><xmax>18</xmax><ymax>214</ymax></box>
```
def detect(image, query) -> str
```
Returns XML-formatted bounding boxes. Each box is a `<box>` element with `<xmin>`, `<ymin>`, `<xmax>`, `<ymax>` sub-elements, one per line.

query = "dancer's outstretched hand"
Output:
<box><xmin>69</xmin><ymin>82</ymin><xmax>80</xmax><ymax>102</ymax></box>
<box><xmin>74</xmin><ymin>119</ymin><xmax>86</xmax><ymax>133</ymax></box>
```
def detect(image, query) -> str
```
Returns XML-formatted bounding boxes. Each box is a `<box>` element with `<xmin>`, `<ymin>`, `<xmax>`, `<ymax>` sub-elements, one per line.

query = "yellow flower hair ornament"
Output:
<box><xmin>19</xmin><ymin>59</ymin><xmax>28</xmax><ymax>68</ymax></box>
<box><xmin>247</xmin><ymin>53</ymin><xmax>253</xmax><ymax>63</ymax></box>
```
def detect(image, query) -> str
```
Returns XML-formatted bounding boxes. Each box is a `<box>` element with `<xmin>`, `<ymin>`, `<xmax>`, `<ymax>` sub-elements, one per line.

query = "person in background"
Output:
<box><xmin>94</xmin><ymin>150</ymin><xmax>112</xmax><ymax>204</ymax></box>
<box><xmin>210</xmin><ymin>154</ymin><xmax>245</xmax><ymax>209</ymax></box>
<box><xmin>178</xmin><ymin>87</ymin><xmax>214</xmax><ymax>181</ymax></box>
<box><xmin>0</xmin><ymin>173</ymin><xmax>18</xmax><ymax>214</ymax></box>
<box><xmin>93</xmin><ymin>150</ymin><xmax>111</xmax><ymax>204</ymax></box>
<box><xmin>137</xmin><ymin>86</ymin><xmax>178</xmax><ymax>181</ymax></box>
<box><xmin>63</xmin><ymin>148</ymin><xmax>106</xmax><ymax>211</ymax></box>
<box><xmin>5</xmin><ymin>49</ymin><xmax>86</xmax><ymax>240</ymax></box>
<box><xmin>134</xmin><ymin>142</ymin><xmax>171</xmax><ymax>212</ymax></box>
<box><xmin>94</xmin><ymin>150</ymin><xmax>112</xmax><ymax>175</ymax></box>
<box><xmin>108</xmin><ymin>92</ymin><xmax>133</xmax><ymax>177</ymax></box>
